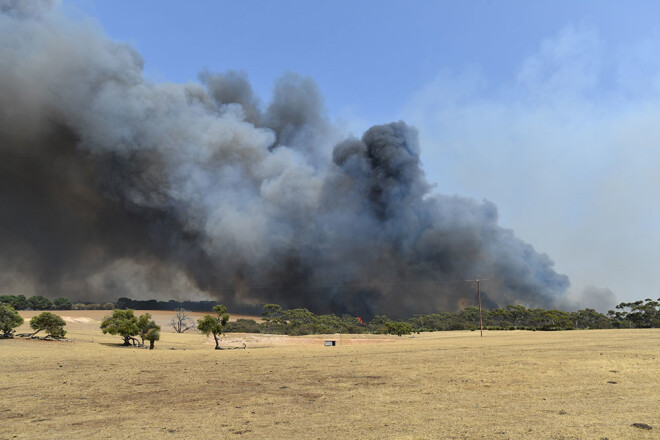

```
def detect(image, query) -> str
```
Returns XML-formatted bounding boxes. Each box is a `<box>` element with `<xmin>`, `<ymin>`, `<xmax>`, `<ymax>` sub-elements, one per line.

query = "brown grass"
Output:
<box><xmin>0</xmin><ymin>310</ymin><xmax>658</xmax><ymax>439</ymax></box>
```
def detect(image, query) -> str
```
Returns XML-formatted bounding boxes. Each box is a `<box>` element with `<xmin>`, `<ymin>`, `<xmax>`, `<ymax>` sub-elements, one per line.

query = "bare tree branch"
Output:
<box><xmin>170</xmin><ymin>309</ymin><xmax>196</xmax><ymax>333</ymax></box>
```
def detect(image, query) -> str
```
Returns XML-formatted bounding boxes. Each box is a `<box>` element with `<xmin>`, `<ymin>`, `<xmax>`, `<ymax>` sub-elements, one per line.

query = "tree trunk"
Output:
<box><xmin>123</xmin><ymin>335</ymin><xmax>131</xmax><ymax>346</ymax></box>
<box><xmin>149</xmin><ymin>340</ymin><xmax>154</xmax><ymax>350</ymax></box>
<box><xmin>213</xmin><ymin>332</ymin><xmax>219</xmax><ymax>349</ymax></box>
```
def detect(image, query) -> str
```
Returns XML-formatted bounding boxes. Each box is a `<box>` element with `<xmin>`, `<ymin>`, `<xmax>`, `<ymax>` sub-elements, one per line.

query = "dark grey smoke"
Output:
<box><xmin>0</xmin><ymin>3</ymin><xmax>569</xmax><ymax>316</ymax></box>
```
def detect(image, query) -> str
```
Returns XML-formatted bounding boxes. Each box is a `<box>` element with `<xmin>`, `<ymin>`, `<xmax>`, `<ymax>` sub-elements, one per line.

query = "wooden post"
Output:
<box><xmin>477</xmin><ymin>280</ymin><xmax>483</xmax><ymax>337</ymax></box>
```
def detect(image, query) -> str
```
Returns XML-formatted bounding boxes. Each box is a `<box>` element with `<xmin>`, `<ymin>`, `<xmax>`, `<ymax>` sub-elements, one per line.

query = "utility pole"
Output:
<box><xmin>477</xmin><ymin>279</ymin><xmax>483</xmax><ymax>337</ymax></box>
<box><xmin>465</xmin><ymin>278</ymin><xmax>489</xmax><ymax>337</ymax></box>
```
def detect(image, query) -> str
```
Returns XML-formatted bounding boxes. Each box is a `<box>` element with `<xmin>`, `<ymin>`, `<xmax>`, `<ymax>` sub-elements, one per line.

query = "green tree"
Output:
<box><xmin>385</xmin><ymin>321</ymin><xmax>413</xmax><ymax>336</ymax></box>
<box><xmin>612</xmin><ymin>299</ymin><xmax>660</xmax><ymax>328</ymax></box>
<box><xmin>504</xmin><ymin>305</ymin><xmax>531</xmax><ymax>327</ymax></box>
<box><xmin>536</xmin><ymin>309</ymin><xmax>574</xmax><ymax>330</ymax></box>
<box><xmin>53</xmin><ymin>297</ymin><xmax>73</xmax><ymax>310</ymax></box>
<box><xmin>0</xmin><ymin>304</ymin><xmax>24</xmax><ymax>337</ymax></box>
<box><xmin>27</xmin><ymin>295</ymin><xmax>53</xmax><ymax>310</ymax></box>
<box><xmin>262</xmin><ymin>304</ymin><xmax>283</xmax><ymax>320</ymax></box>
<box><xmin>144</xmin><ymin>328</ymin><xmax>160</xmax><ymax>350</ymax></box>
<box><xmin>261</xmin><ymin>304</ymin><xmax>285</xmax><ymax>333</ymax></box>
<box><xmin>29</xmin><ymin>312</ymin><xmax>67</xmax><ymax>338</ymax></box>
<box><xmin>282</xmin><ymin>308</ymin><xmax>317</xmax><ymax>335</ymax></box>
<box><xmin>100</xmin><ymin>309</ymin><xmax>140</xmax><ymax>346</ymax></box>
<box><xmin>367</xmin><ymin>315</ymin><xmax>392</xmax><ymax>334</ymax></box>
<box><xmin>137</xmin><ymin>313</ymin><xmax>160</xmax><ymax>347</ymax></box>
<box><xmin>0</xmin><ymin>295</ymin><xmax>29</xmax><ymax>310</ymax></box>
<box><xmin>458</xmin><ymin>306</ymin><xmax>481</xmax><ymax>327</ymax></box>
<box><xmin>572</xmin><ymin>308</ymin><xmax>612</xmax><ymax>329</ymax></box>
<box><xmin>197</xmin><ymin>305</ymin><xmax>230</xmax><ymax>349</ymax></box>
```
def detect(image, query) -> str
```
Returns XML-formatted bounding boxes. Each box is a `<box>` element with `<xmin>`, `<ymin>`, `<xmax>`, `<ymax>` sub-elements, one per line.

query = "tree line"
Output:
<box><xmin>1</xmin><ymin>295</ymin><xmax>659</xmax><ymax>338</ymax></box>
<box><xmin>223</xmin><ymin>299</ymin><xmax>660</xmax><ymax>335</ymax></box>
<box><xmin>0</xmin><ymin>295</ymin><xmax>222</xmax><ymax>312</ymax></box>
<box><xmin>115</xmin><ymin>297</ymin><xmax>220</xmax><ymax>312</ymax></box>
<box><xmin>0</xmin><ymin>295</ymin><xmax>222</xmax><ymax>311</ymax></box>
<box><xmin>0</xmin><ymin>295</ymin><xmax>114</xmax><ymax>311</ymax></box>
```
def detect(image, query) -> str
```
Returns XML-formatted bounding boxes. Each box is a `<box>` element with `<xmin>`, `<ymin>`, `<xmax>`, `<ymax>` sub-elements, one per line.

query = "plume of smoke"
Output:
<box><xmin>200</xmin><ymin>69</ymin><xmax>262</xmax><ymax>126</ymax></box>
<box><xmin>559</xmin><ymin>285</ymin><xmax>616</xmax><ymax>313</ymax></box>
<box><xmin>0</xmin><ymin>3</ymin><xmax>569</xmax><ymax>316</ymax></box>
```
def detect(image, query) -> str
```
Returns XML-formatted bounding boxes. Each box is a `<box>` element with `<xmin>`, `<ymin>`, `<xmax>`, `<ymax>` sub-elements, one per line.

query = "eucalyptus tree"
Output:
<box><xmin>198</xmin><ymin>305</ymin><xmax>230</xmax><ymax>349</ymax></box>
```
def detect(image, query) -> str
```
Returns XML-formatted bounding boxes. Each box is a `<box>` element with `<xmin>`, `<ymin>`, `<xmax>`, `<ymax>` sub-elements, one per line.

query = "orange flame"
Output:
<box><xmin>356</xmin><ymin>316</ymin><xmax>365</xmax><ymax>325</ymax></box>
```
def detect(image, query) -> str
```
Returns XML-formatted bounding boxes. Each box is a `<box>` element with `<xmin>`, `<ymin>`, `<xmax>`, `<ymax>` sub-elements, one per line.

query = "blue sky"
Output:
<box><xmin>64</xmin><ymin>0</ymin><xmax>660</xmax><ymax>308</ymax></box>
<box><xmin>67</xmin><ymin>1</ymin><xmax>660</xmax><ymax>124</ymax></box>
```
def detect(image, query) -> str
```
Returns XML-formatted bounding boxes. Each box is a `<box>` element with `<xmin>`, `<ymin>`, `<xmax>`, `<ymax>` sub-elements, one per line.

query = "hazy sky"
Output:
<box><xmin>64</xmin><ymin>0</ymin><xmax>660</xmax><ymax>309</ymax></box>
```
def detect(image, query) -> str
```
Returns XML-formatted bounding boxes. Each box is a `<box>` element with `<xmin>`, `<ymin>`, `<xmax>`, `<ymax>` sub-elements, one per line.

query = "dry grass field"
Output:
<box><xmin>1</xmin><ymin>311</ymin><xmax>658</xmax><ymax>440</ymax></box>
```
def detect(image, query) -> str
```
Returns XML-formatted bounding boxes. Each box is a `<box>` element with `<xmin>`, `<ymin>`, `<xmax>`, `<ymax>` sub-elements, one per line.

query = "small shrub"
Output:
<box><xmin>226</xmin><ymin>318</ymin><xmax>260</xmax><ymax>333</ymax></box>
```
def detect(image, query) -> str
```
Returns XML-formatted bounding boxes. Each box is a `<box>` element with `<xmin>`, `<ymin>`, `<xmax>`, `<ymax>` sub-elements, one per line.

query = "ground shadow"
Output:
<box><xmin>99</xmin><ymin>342</ymin><xmax>143</xmax><ymax>348</ymax></box>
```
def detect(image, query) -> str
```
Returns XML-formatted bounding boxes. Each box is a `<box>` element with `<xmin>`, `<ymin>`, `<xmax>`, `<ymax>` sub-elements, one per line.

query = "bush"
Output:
<box><xmin>385</xmin><ymin>321</ymin><xmax>413</xmax><ymax>336</ymax></box>
<box><xmin>226</xmin><ymin>318</ymin><xmax>260</xmax><ymax>333</ymax></box>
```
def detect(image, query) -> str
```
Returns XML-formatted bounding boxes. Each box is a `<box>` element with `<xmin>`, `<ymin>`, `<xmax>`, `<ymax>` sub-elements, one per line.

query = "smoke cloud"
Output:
<box><xmin>0</xmin><ymin>2</ymin><xmax>569</xmax><ymax>316</ymax></box>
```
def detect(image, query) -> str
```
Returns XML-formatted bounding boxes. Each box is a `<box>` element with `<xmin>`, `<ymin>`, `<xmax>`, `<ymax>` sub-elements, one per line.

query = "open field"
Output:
<box><xmin>1</xmin><ymin>311</ymin><xmax>658</xmax><ymax>439</ymax></box>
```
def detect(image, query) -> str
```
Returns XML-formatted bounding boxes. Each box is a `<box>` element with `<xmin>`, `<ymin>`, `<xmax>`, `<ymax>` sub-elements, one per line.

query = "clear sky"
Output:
<box><xmin>65</xmin><ymin>0</ymin><xmax>660</xmax><ymax>309</ymax></box>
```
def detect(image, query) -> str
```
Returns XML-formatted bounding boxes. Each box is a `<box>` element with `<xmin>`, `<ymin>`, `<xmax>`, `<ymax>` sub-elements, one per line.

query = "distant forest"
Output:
<box><xmin>1</xmin><ymin>294</ymin><xmax>658</xmax><ymax>334</ymax></box>
<box><xmin>0</xmin><ymin>296</ymin><xmax>220</xmax><ymax>312</ymax></box>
